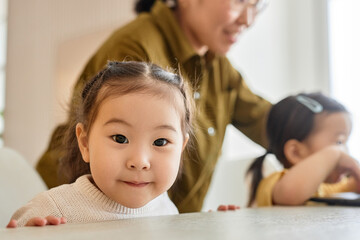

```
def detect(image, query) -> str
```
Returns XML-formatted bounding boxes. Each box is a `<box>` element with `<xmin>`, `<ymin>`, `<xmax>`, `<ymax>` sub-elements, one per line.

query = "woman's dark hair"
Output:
<box><xmin>135</xmin><ymin>0</ymin><xmax>176</xmax><ymax>14</ymax></box>
<box><xmin>246</xmin><ymin>92</ymin><xmax>348</xmax><ymax>207</ymax></box>
<box><xmin>60</xmin><ymin>61</ymin><xmax>194</xmax><ymax>183</ymax></box>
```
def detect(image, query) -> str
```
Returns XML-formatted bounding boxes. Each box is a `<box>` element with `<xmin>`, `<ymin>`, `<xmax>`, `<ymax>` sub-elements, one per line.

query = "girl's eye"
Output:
<box><xmin>336</xmin><ymin>140</ymin><xmax>344</xmax><ymax>145</ymax></box>
<box><xmin>112</xmin><ymin>135</ymin><xmax>129</xmax><ymax>144</ymax></box>
<box><xmin>153</xmin><ymin>138</ymin><xmax>168</xmax><ymax>147</ymax></box>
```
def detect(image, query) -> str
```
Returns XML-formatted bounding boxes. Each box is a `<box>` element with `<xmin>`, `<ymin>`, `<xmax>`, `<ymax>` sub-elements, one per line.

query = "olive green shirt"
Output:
<box><xmin>37</xmin><ymin>1</ymin><xmax>271</xmax><ymax>213</ymax></box>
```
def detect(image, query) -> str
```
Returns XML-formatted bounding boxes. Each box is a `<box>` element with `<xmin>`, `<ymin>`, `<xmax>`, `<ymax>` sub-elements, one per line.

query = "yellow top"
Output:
<box><xmin>256</xmin><ymin>170</ymin><xmax>355</xmax><ymax>207</ymax></box>
<box><xmin>36</xmin><ymin>0</ymin><xmax>271</xmax><ymax>213</ymax></box>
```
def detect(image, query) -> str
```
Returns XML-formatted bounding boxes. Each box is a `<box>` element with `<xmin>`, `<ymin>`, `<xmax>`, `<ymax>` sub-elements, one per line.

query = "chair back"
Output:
<box><xmin>0</xmin><ymin>147</ymin><xmax>47</xmax><ymax>227</ymax></box>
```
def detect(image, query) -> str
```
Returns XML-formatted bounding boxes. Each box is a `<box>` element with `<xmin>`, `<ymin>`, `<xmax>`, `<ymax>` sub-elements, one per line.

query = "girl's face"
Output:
<box><xmin>177</xmin><ymin>0</ymin><xmax>258</xmax><ymax>55</ymax></box>
<box><xmin>302</xmin><ymin>112</ymin><xmax>352</xmax><ymax>157</ymax></box>
<box><xmin>77</xmin><ymin>92</ymin><xmax>188</xmax><ymax>208</ymax></box>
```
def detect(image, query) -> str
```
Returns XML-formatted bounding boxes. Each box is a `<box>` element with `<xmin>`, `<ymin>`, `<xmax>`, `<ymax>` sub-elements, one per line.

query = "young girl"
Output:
<box><xmin>8</xmin><ymin>61</ymin><xmax>193</xmax><ymax>227</ymax></box>
<box><xmin>247</xmin><ymin>92</ymin><xmax>360</xmax><ymax>207</ymax></box>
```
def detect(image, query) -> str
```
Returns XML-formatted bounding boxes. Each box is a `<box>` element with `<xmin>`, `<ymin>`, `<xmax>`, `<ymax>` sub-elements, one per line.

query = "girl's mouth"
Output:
<box><xmin>124</xmin><ymin>181</ymin><xmax>149</xmax><ymax>187</ymax></box>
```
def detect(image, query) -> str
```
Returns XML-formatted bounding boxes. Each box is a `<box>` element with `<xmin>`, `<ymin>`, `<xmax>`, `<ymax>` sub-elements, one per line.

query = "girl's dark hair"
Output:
<box><xmin>60</xmin><ymin>61</ymin><xmax>194</xmax><ymax>183</ymax></box>
<box><xmin>135</xmin><ymin>0</ymin><xmax>176</xmax><ymax>14</ymax></box>
<box><xmin>246</xmin><ymin>92</ymin><xmax>348</xmax><ymax>207</ymax></box>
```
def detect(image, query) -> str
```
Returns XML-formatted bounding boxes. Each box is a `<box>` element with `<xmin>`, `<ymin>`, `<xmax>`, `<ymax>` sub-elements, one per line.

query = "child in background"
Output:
<box><xmin>247</xmin><ymin>92</ymin><xmax>360</xmax><ymax>207</ymax></box>
<box><xmin>7</xmin><ymin>61</ymin><xmax>193</xmax><ymax>227</ymax></box>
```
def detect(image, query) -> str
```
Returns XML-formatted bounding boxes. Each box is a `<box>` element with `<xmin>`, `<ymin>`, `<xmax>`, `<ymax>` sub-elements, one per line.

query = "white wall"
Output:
<box><xmin>5</xmin><ymin>0</ymin><xmax>135</xmax><ymax>165</ymax></box>
<box><xmin>0</xmin><ymin>0</ymin><xmax>8</xmax><ymax>146</ymax></box>
<box><xmin>328</xmin><ymin>0</ymin><xmax>360</xmax><ymax>158</ymax></box>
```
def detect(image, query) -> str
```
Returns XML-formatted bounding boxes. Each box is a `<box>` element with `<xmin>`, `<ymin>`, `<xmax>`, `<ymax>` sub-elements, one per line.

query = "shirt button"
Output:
<box><xmin>194</xmin><ymin>91</ymin><xmax>201</xmax><ymax>100</ymax></box>
<box><xmin>207</xmin><ymin>127</ymin><xmax>215</xmax><ymax>136</ymax></box>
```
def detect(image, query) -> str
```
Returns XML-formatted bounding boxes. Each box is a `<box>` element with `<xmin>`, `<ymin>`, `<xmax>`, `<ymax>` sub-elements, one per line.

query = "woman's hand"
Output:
<box><xmin>6</xmin><ymin>216</ymin><xmax>67</xmax><ymax>228</ymax></box>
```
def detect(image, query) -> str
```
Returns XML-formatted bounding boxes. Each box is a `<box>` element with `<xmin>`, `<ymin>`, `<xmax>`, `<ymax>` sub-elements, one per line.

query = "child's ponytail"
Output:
<box><xmin>246</xmin><ymin>153</ymin><xmax>268</xmax><ymax>207</ymax></box>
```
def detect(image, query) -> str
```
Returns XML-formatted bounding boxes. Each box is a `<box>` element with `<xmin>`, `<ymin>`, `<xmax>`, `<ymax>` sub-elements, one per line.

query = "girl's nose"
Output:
<box><xmin>126</xmin><ymin>152</ymin><xmax>151</xmax><ymax>170</ymax></box>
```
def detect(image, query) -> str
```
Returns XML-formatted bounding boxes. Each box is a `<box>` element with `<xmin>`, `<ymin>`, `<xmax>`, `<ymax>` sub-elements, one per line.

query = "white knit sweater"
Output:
<box><xmin>12</xmin><ymin>175</ymin><xmax>178</xmax><ymax>227</ymax></box>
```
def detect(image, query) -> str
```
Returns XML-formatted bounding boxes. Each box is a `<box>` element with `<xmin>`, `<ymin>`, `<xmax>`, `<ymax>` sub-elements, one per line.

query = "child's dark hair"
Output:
<box><xmin>60</xmin><ymin>61</ymin><xmax>194</xmax><ymax>183</ymax></box>
<box><xmin>246</xmin><ymin>92</ymin><xmax>348</xmax><ymax>207</ymax></box>
<box><xmin>134</xmin><ymin>0</ymin><xmax>176</xmax><ymax>14</ymax></box>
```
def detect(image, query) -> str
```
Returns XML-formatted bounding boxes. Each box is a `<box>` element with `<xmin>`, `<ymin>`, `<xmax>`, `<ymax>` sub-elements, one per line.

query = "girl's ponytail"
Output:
<box><xmin>246</xmin><ymin>153</ymin><xmax>268</xmax><ymax>207</ymax></box>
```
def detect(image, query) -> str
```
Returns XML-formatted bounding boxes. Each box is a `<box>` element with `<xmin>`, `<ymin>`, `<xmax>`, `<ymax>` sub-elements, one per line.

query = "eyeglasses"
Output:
<box><xmin>231</xmin><ymin>0</ymin><xmax>269</xmax><ymax>13</ymax></box>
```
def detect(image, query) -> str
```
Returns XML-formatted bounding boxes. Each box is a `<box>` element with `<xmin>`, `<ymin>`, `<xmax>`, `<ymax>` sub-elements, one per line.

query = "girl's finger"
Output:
<box><xmin>25</xmin><ymin>217</ymin><xmax>47</xmax><ymax>226</ymax></box>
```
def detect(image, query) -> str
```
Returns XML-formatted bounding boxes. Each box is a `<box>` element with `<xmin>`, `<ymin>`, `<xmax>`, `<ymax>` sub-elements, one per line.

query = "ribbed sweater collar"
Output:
<box><xmin>74</xmin><ymin>175</ymin><xmax>161</xmax><ymax>216</ymax></box>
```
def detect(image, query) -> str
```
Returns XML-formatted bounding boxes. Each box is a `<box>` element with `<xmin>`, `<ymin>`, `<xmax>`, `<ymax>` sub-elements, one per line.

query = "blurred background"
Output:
<box><xmin>0</xmin><ymin>0</ymin><xmax>359</xmax><ymax>208</ymax></box>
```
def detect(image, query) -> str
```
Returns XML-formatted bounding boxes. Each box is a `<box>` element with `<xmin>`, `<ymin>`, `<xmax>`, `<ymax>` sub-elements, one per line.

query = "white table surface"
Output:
<box><xmin>1</xmin><ymin>206</ymin><xmax>360</xmax><ymax>240</ymax></box>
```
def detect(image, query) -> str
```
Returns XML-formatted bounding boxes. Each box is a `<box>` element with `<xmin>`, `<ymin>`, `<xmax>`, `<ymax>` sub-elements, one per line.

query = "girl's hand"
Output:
<box><xmin>217</xmin><ymin>204</ymin><xmax>240</xmax><ymax>211</ymax></box>
<box><xmin>332</xmin><ymin>150</ymin><xmax>360</xmax><ymax>192</ymax></box>
<box><xmin>6</xmin><ymin>216</ymin><xmax>67</xmax><ymax>228</ymax></box>
<box><xmin>6</xmin><ymin>220</ymin><xmax>17</xmax><ymax>228</ymax></box>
